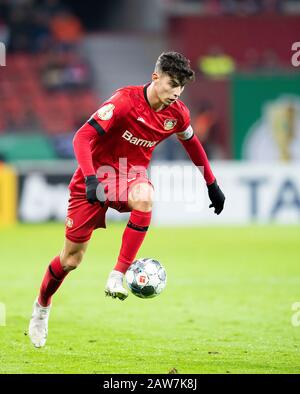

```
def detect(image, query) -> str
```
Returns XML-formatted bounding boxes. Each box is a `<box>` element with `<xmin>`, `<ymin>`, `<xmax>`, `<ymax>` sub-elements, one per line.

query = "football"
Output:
<box><xmin>125</xmin><ymin>258</ymin><xmax>167</xmax><ymax>298</ymax></box>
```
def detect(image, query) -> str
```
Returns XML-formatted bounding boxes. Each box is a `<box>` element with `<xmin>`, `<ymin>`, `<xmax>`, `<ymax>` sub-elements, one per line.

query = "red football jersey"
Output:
<box><xmin>70</xmin><ymin>84</ymin><xmax>194</xmax><ymax>191</ymax></box>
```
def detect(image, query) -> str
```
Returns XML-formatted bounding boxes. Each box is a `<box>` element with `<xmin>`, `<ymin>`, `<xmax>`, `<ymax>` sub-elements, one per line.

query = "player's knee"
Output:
<box><xmin>129</xmin><ymin>183</ymin><xmax>153</xmax><ymax>212</ymax></box>
<box><xmin>61</xmin><ymin>250</ymin><xmax>84</xmax><ymax>272</ymax></box>
<box><xmin>131</xmin><ymin>191</ymin><xmax>153</xmax><ymax>212</ymax></box>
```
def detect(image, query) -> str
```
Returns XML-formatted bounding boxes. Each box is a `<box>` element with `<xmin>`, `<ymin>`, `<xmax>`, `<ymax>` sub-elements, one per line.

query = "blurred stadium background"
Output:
<box><xmin>1</xmin><ymin>0</ymin><xmax>300</xmax><ymax>374</ymax></box>
<box><xmin>1</xmin><ymin>0</ymin><xmax>300</xmax><ymax>226</ymax></box>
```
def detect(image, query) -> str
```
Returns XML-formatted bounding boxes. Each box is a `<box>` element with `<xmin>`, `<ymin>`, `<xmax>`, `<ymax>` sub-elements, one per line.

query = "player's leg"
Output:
<box><xmin>39</xmin><ymin>238</ymin><xmax>89</xmax><ymax>306</ymax></box>
<box><xmin>29</xmin><ymin>187</ymin><xmax>106</xmax><ymax>347</ymax></box>
<box><xmin>29</xmin><ymin>238</ymin><xmax>89</xmax><ymax>348</ymax></box>
<box><xmin>105</xmin><ymin>182</ymin><xmax>154</xmax><ymax>300</ymax></box>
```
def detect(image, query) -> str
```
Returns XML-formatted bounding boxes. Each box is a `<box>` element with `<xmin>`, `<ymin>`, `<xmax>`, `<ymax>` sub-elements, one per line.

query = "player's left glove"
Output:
<box><xmin>207</xmin><ymin>179</ymin><xmax>225</xmax><ymax>215</ymax></box>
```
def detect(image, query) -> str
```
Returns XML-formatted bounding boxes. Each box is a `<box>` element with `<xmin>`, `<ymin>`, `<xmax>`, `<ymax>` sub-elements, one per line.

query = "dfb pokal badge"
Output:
<box><xmin>97</xmin><ymin>103</ymin><xmax>115</xmax><ymax>121</ymax></box>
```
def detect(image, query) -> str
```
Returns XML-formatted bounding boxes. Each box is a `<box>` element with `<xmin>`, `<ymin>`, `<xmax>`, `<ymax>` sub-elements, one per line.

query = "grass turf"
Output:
<box><xmin>0</xmin><ymin>223</ymin><xmax>300</xmax><ymax>374</ymax></box>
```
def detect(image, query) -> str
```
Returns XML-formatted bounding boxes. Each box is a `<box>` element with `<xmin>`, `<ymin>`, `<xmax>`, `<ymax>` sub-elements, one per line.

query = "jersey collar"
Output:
<box><xmin>143</xmin><ymin>83</ymin><xmax>169</xmax><ymax>113</ymax></box>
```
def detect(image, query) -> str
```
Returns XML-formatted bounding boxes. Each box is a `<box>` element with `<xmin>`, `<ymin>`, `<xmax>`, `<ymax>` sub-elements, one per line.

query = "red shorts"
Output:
<box><xmin>65</xmin><ymin>175</ymin><xmax>153</xmax><ymax>243</ymax></box>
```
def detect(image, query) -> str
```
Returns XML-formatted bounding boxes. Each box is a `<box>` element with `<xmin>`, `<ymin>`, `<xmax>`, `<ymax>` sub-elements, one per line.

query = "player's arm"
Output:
<box><xmin>176</xmin><ymin>126</ymin><xmax>225</xmax><ymax>215</ymax></box>
<box><xmin>73</xmin><ymin>122</ymin><xmax>106</xmax><ymax>205</ymax></box>
<box><xmin>73</xmin><ymin>91</ymin><xmax>127</xmax><ymax>205</ymax></box>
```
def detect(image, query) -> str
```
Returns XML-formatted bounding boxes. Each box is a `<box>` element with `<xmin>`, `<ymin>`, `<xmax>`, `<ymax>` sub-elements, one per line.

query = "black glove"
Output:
<box><xmin>85</xmin><ymin>175</ymin><xmax>106</xmax><ymax>206</ymax></box>
<box><xmin>207</xmin><ymin>179</ymin><xmax>225</xmax><ymax>215</ymax></box>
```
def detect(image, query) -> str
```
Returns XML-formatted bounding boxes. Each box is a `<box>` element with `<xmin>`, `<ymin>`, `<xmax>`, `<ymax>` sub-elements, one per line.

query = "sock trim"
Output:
<box><xmin>127</xmin><ymin>220</ymin><xmax>149</xmax><ymax>232</ymax></box>
<box><xmin>48</xmin><ymin>264</ymin><xmax>63</xmax><ymax>281</ymax></box>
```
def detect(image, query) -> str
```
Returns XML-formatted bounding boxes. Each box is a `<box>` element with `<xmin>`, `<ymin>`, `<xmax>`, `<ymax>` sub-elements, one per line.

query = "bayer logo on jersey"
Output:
<box><xmin>125</xmin><ymin>258</ymin><xmax>167</xmax><ymax>299</ymax></box>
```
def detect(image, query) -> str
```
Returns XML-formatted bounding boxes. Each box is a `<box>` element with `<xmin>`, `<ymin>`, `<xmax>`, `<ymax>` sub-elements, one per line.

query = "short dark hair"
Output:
<box><xmin>155</xmin><ymin>51</ymin><xmax>195</xmax><ymax>86</ymax></box>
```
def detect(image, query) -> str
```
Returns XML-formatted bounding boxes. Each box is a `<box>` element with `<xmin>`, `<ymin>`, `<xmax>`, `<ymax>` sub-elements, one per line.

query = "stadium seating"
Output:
<box><xmin>0</xmin><ymin>53</ymin><xmax>99</xmax><ymax>135</ymax></box>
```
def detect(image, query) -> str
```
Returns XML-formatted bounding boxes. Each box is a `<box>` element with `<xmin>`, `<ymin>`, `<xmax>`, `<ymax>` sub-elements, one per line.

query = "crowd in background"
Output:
<box><xmin>0</xmin><ymin>0</ymin><xmax>90</xmax><ymax>89</ymax></box>
<box><xmin>0</xmin><ymin>0</ymin><xmax>299</xmax><ymax>162</ymax></box>
<box><xmin>196</xmin><ymin>47</ymin><xmax>291</xmax><ymax>79</ymax></box>
<box><xmin>0</xmin><ymin>0</ymin><xmax>83</xmax><ymax>53</ymax></box>
<box><xmin>0</xmin><ymin>0</ymin><xmax>96</xmax><ymax>162</ymax></box>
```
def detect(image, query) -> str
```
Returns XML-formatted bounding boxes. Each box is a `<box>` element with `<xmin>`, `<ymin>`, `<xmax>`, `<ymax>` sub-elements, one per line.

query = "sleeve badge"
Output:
<box><xmin>97</xmin><ymin>103</ymin><xmax>115</xmax><ymax>121</ymax></box>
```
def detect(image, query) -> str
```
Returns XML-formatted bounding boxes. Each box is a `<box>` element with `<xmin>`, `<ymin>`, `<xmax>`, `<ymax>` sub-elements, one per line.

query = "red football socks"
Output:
<box><xmin>114</xmin><ymin>209</ymin><xmax>152</xmax><ymax>273</ymax></box>
<box><xmin>38</xmin><ymin>256</ymin><xmax>68</xmax><ymax>307</ymax></box>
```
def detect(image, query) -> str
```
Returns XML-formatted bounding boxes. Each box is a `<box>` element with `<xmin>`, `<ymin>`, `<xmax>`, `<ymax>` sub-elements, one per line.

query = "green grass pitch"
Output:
<box><xmin>0</xmin><ymin>223</ymin><xmax>300</xmax><ymax>374</ymax></box>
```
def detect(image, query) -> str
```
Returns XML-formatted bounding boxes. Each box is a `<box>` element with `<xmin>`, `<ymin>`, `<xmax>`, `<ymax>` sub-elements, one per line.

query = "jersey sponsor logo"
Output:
<box><xmin>137</xmin><ymin>116</ymin><xmax>146</xmax><ymax>123</ymax></box>
<box><xmin>164</xmin><ymin>118</ymin><xmax>177</xmax><ymax>131</ymax></box>
<box><xmin>122</xmin><ymin>130</ymin><xmax>158</xmax><ymax>148</ymax></box>
<box><xmin>97</xmin><ymin>103</ymin><xmax>115</xmax><ymax>121</ymax></box>
<box><xmin>65</xmin><ymin>217</ymin><xmax>73</xmax><ymax>228</ymax></box>
<box><xmin>176</xmin><ymin>125</ymin><xmax>194</xmax><ymax>140</ymax></box>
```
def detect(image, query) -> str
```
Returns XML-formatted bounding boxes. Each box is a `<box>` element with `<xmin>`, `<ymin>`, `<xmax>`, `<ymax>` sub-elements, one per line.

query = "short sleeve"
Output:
<box><xmin>87</xmin><ymin>90</ymin><xmax>129</xmax><ymax>136</ymax></box>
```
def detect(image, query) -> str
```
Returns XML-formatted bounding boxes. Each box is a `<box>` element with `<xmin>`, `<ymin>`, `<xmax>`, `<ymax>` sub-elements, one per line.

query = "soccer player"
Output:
<box><xmin>29</xmin><ymin>52</ymin><xmax>225</xmax><ymax>348</ymax></box>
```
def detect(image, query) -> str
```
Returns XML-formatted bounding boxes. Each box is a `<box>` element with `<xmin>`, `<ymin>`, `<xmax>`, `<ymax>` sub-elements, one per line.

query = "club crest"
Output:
<box><xmin>65</xmin><ymin>217</ymin><xmax>73</xmax><ymax>228</ymax></box>
<box><xmin>164</xmin><ymin>119</ymin><xmax>177</xmax><ymax>130</ymax></box>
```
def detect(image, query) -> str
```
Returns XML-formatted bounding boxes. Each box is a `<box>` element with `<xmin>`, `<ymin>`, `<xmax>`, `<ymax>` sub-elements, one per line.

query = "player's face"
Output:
<box><xmin>152</xmin><ymin>73</ymin><xmax>185</xmax><ymax>106</ymax></box>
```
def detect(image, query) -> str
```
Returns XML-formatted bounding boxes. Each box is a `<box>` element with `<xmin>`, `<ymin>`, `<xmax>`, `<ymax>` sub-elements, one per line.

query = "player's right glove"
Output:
<box><xmin>207</xmin><ymin>179</ymin><xmax>225</xmax><ymax>215</ymax></box>
<box><xmin>85</xmin><ymin>175</ymin><xmax>106</xmax><ymax>206</ymax></box>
